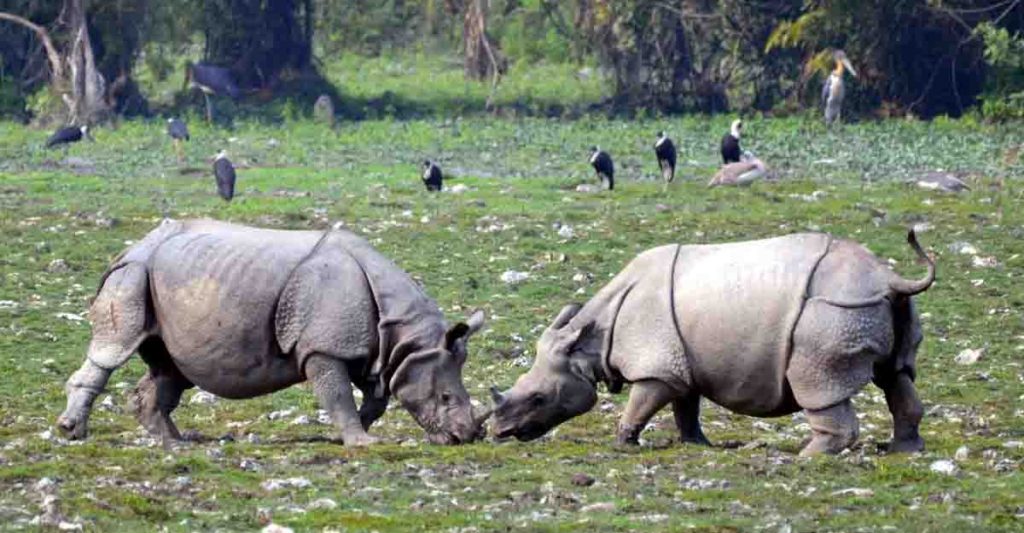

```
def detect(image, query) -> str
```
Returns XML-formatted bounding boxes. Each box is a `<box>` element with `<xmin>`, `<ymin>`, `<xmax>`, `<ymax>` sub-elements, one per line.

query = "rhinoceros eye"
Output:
<box><xmin>529</xmin><ymin>394</ymin><xmax>545</xmax><ymax>407</ymax></box>
<box><xmin>440</xmin><ymin>392</ymin><xmax>453</xmax><ymax>404</ymax></box>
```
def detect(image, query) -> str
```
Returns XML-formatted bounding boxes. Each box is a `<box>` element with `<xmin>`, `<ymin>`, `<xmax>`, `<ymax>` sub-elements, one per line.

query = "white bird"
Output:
<box><xmin>822</xmin><ymin>50</ymin><xmax>857</xmax><ymax>126</ymax></box>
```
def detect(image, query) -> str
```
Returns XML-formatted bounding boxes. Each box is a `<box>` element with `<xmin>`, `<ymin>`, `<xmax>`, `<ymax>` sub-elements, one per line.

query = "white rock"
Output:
<box><xmin>557</xmin><ymin>225</ymin><xmax>575</xmax><ymax>239</ymax></box>
<box><xmin>1003</xmin><ymin>440</ymin><xmax>1023</xmax><ymax>449</ymax></box>
<box><xmin>261</xmin><ymin>525</ymin><xmax>293</xmax><ymax>533</ymax></box>
<box><xmin>954</xmin><ymin>347</ymin><xmax>985</xmax><ymax>365</ymax></box>
<box><xmin>912</xmin><ymin>222</ymin><xmax>933</xmax><ymax>233</ymax></box>
<box><xmin>261</xmin><ymin>477</ymin><xmax>312</xmax><ymax>491</ymax></box>
<box><xmin>580</xmin><ymin>502</ymin><xmax>615</xmax><ymax>513</ymax></box>
<box><xmin>267</xmin><ymin>408</ymin><xmax>297</xmax><ymax>421</ymax></box>
<box><xmin>949</xmin><ymin>242</ymin><xmax>978</xmax><ymax>255</ymax></box>
<box><xmin>448</xmin><ymin>184</ymin><xmax>469</xmax><ymax>194</ymax></box>
<box><xmin>308</xmin><ymin>498</ymin><xmax>338</xmax><ymax>510</ymax></box>
<box><xmin>500</xmin><ymin>270</ymin><xmax>530</xmax><ymax>286</ymax></box>
<box><xmin>57</xmin><ymin>522</ymin><xmax>82</xmax><ymax>531</ymax></box>
<box><xmin>929</xmin><ymin>459</ymin><xmax>957</xmax><ymax>475</ymax></box>
<box><xmin>954</xmin><ymin>446</ymin><xmax>970</xmax><ymax>461</ymax></box>
<box><xmin>575</xmin><ymin>184</ymin><xmax>600</xmax><ymax>193</ymax></box>
<box><xmin>189</xmin><ymin>391</ymin><xmax>218</xmax><ymax>405</ymax></box>
<box><xmin>972</xmin><ymin>255</ymin><xmax>998</xmax><ymax>268</ymax></box>
<box><xmin>290</xmin><ymin>415</ymin><xmax>311</xmax><ymax>426</ymax></box>
<box><xmin>0</xmin><ymin>300</ymin><xmax>17</xmax><ymax>309</ymax></box>
<box><xmin>54</xmin><ymin>312</ymin><xmax>85</xmax><ymax>322</ymax></box>
<box><xmin>830</xmin><ymin>487</ymin><xmax>874</xmax><ymax>497</ymax></box>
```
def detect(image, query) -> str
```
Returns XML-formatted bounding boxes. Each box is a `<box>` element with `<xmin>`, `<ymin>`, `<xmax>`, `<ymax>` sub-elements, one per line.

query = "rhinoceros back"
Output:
<box><xmin>674</xmin><ymin>233</ymin><xmax>831</xmax><ymax>416</ymax></box>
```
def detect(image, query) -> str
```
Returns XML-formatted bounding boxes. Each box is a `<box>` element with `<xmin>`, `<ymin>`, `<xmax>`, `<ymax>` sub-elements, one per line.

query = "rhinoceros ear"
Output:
<box><xmin>445</xmin><ymin>309</ymin><xmax>486</xmax><ymax>364</ymax></box>
<box><xmin>551</xmin><ymin>304</ymin><xmax>582</xmax><ymax>330</ymax></box>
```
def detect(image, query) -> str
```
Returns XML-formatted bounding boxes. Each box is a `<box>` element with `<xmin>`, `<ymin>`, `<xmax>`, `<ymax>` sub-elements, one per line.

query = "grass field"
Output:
<box><xmin>1</xmin><ymin>113</ymin><xmax>1023</xmax><ymax>532</ymax></box>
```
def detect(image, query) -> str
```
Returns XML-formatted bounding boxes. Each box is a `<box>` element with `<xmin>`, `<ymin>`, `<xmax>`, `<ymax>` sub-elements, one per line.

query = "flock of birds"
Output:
<box><xmin>40</xmin><ymin>50</ymin><xmax>971</xmax><ymax>197</ymax></box>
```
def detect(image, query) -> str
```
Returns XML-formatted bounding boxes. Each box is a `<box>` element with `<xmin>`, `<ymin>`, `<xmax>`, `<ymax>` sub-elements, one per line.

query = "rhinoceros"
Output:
<box><xmin>492</xmin><ymin>230</ymin><xmax>934</xmax><ymax>456</ymax></box>
<box><xmin>57</xmin><ymin>219</ymin><xmax>488</xmax><ymax>446</ymax></box>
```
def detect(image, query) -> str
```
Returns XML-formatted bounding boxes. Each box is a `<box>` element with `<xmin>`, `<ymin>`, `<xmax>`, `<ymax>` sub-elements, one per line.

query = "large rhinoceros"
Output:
<box><xmin>492</xmin><ymin>230</ymin><xmax>934</xmax><ymax>456</ymax></box>
<box><xmin>58</xmin><ymin>219</ymin><xmax>488</xmax><ymax>446</ymax></box>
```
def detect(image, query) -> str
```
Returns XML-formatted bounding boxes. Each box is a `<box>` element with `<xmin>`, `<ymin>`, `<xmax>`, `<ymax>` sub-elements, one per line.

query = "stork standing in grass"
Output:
<box><xmin>654</xmin><ymin>131</ymin><xmax>677</xmax><ymax>184</ymax></box>
<box><xmin>167</xmin><ymin>118</ymin><xmax>189</xmax><ymax>162</ymax></box>
<box><xmin>185</xmin><ymin>61</ymin><xmax>241</xmax><ymax>123</ymax></box>
<box><xmin>46</xmin><ymin>125</ymin><xmax>93</xmax><ymax>158</ymax></box>
<box><xmin>589</xmin><ymin>146</ymin><xmax>614</xmax><ymax>190</ymax></box>
<box><xmin>422</xmin><ymin>160</ymin><xmax>443</xmax><ymax>192</ymax></box>
<box><xmin>720</xmin><ymin>120</ymin><xmax>742</xmax><ymax>164</ymax></box>
<box><xmin>823</xmin><ymin>50</ymin><xmax>857</xmax><ymax>126</ymax></box>
<box><xmin>213</xmin><ymin>150</ymin><xmax>237</xmax><ymax>201</ymax></box>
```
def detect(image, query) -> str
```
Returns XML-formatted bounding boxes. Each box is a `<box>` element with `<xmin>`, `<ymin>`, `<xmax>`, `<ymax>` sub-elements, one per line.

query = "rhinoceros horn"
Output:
<box><xmin>489</xmin><ymin>385</ymin><xmax>505</xmax><ymax>406</ymax></box>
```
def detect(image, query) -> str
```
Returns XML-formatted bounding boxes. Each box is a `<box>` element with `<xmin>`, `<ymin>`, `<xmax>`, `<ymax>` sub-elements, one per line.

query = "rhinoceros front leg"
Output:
<box><xmin>672</xmin><ymin>395</ymin><xmax>710</xmax><ymax>446</ymax></box>
<box><xmin>800</xmin><ymin>399</ymin><xmax>859</xmax><ymax>456</ymax></box>
<box><xmin>877</xmin><ymin>372</ymin><xmax>924</xmax><ymax>453</ymax></box>
<box><xmin>357</xmin><ymin>388</ymin><xmax>388</xmax><ymax>431</ymax></box>
<box><xmin>616</xmin><ymin>380</ymin><xmax>676</xmax><ymax>445</ymax></box>
<box><xmin>131</xmin><ymin>339</ymin><xmax>194</xmax><ymax>443</ymax></box>
<box><xmin>306</xmin><ymin>354</ymin><xmax>380</xmax><ymax>446</ymax></box>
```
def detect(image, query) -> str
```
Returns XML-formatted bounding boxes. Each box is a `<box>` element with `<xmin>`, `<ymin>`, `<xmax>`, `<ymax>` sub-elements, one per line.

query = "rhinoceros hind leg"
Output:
<box><xmin>800</xmin><ymin>399</ymin><xmax>858</xmax><ymax>456</ymax></box>
<box><xmin>132</xmin><ymin>337</ymin><xmax>194</xmax><ymax>442</ymax></box>
<box><xmin>672</xmin><ymin>395</ymin><xmax>710</xmax><ymax>446</ymax></box>
<box><xmin>616</xmin><ymin>380</ymin><xmax>676</xmax><ymax>445</ymax></box>
<box><xmin>306</xmin><ymin>354</ymin><xmax>380</xmax><ymax>446</ymax></box>
<box><xmin>875</xmin><ymin>372</ymin><xmax>924</xmax><ymax>453</ymax></box>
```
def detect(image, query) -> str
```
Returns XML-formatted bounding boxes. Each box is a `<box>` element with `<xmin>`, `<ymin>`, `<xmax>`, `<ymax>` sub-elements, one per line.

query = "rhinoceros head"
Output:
<box><xmin>491</xmin><ymin>304</ymin><xmax>598</xmax><ymax>441</ymax></box>
<box><xmin>390</xmin><ymin>309</ymin><xmax>489</xmax><ymax>444</ymax></box>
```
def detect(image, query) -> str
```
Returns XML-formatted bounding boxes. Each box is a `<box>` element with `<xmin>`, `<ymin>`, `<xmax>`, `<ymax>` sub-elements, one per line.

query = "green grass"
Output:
<box><xmin>0</xmin><ymin>113</ymin><xmax>1022</xmax><ymax>532</ymax></box>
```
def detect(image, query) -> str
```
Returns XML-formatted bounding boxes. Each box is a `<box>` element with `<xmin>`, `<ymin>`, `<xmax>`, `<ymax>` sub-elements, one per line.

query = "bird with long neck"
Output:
<box><xmin>823</xmin><ymin>50</ymin><xmax>857</xmax><ymax>126</ymax></box>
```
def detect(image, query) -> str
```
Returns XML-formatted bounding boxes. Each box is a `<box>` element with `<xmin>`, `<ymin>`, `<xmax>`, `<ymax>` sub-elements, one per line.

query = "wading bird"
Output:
<box><xmin>213</xmin><ymin>150</ymin><xmax>236</xmax><ymax>201</ymax></box>
<box><xmin>720</xmin><ymin>119</ymin><xmax>742</xmax><ymax>164</ymax></box>
<box><xmin>46</xmin><ymin>125</ymin><xmax>92</xmax><ymax>150</ymax></box>
<box><xmin>185</xmin><ymin>61</ymin><xmax>241</xmax><ymax>123</ymax></box>
<box><xmin>422</xmin><ymin>160</ymin><xmax>443</xmax><ymax>191</ymax></box>
<box><xmin>708</xmin><ymin>151</ymin><xmax>767</xmax><ymax>188</ymax></box>
<box><xmin>589</xmin><ymin>146</ymin><xmax>614</xmax><ymax>190</ymax></box>
<box><xmin>823</xmin><ymin>50</ymin><xmax>857</xmax><ymax>126</ymax></box>
<box><xmin>654</xmin><ymin>131</ymin><xmax>677</xmax><ymax>183</ymax></box>
<box><xmin>167</xmin><ymin>118</ymin><xmax>189</xmax><ymax>162</ymax></box>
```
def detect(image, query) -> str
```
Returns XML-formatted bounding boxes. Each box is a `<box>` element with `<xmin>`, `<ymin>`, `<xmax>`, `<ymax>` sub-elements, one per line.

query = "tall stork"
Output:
<box><xmin>720</xmin><ymin>119</ymin><xmax>742</xmax><ymax>164</ymax></box>
<box><xmin>185</xmin><ymin>61</ymin><xmax>241</xmax><ymax>123</ymax></box>
<box><xmin>422</xmin><ymin>160</ymin><xmax>443</xmax><ymax>192</ymax></box>
<box><xmin>589</xmin><ymin>146</ymin><xmax>614</xmax><ymax>191</ymax></box>
<box><xmin>212</xmin><ymin>150</ymin><xmax>237</xmax><ymax>201</ymax></box>
<box><xmin>654</xmin><ymin>131</ymin><xmax>677</xmax><ymax>184</ymax></box>
<box><xmin>167</xmin><ymin>118</ymin><xmax>189</xmax><ymax>163</ymax></box>
<box><xmin>822</xmin><ymin>50</ymin><xmax>857</xmax><ymax>126</ymax></box>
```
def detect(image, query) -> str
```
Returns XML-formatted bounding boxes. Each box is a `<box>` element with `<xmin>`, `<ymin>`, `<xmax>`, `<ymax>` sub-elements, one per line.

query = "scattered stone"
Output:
<box><xmin>239</xmin><ymin>459</ymin><xmax>261</xmax><ymax>472</ymax></box>
<box><xmin>929</xmin><ymin>460</ymin><xmax>958</xmax><ymax>475</ymax></box>
<box><xmin>267</xmin><ymin>408</ymin><xmax>297</xmax><ymax>421</ymax></box>
<box><xmin>830</xmin><ymin>488</ymin><xmax>875</xmax><ymax>497</ymax></box>
<box><xmin>54</xmin><ymin>312</ymin><xmax>85</xmax><ymax>322</ymax></box>
<box><xmin>912</xmin><ymin>222</ymin><xmax>933</xmax><ymax>233</ymax></box>
<box><xmin>557</xmin><ymin>225</ymin><xmax>575</xmax><ymax>239</ymax></box>
<box><xmin>570</xmin><ymin>473</ymin><xmax>595</xmax><ymax>487</ymax></box>
<box><xmin>500</xmin><ymin>270</ymin><xmax>530</xmax><ymax>286</ymax></box>
<box><xmin>575</xmin><ymin>184</ymin><xmax>600</xmax><ymax>193</ymax></box>
<box><xmin>46</xmin><ymin>259</ymin><xmax>70</xmax><ymax>273</ymax></box>
<box><xmin>261</xmin><ymin>477</ymin><xmax>312</xmax><ymax>491</ymax></box>
<box><xmin>954</xmin><ymin>347</ymin><xmax>985</xmax><ymax>365</ymax></box>
<box><xmin>308</xmin><ymin>498</ymin><xmax>338</xmax><ymax>510</ymax></box>
<box><xmin>972</xmin><ymin>256</ymin><xmax>998</xmax><ymax>268</ymax></box>
<box><xmin>954</xmin><ymin>446</ymin><xmax>970</xmax><ymax>461</ymax></box>
<box><xmin>290</xmin><ymin>415</ymin><xmax>311</xmax><ymax>426</ymax></box>
<box><xmin>949</xmin><ymin>242</ymin><xmax>978</xmax><ymax>255</ymax></box>
<box><xmin>579</xmin><ymin>502</ymin><xmax>615</xmax><ymax>513</ymax></box>
<box><xmin>1003</xmin><ymin>441</ymin><xmax>1023</xmax><ymax>449</ymax></box>
<box><xmin>189</xmin><ymin>391</ymin><xmax>218</xmax><ymax>405</ymax></box>
<box><xmin>0</xmin><ymin>300</ymin><xmax>17</xmax><ymax>309</ymax></box>
<box><xmin>448</xmin><ymin>184</ymin><xmax>469</xmax><ymax>194</ymax></box>
<box><xmin>261</xmin><ymin>524</ymin><xmax>294</xmax><ymax>533</ymax></box>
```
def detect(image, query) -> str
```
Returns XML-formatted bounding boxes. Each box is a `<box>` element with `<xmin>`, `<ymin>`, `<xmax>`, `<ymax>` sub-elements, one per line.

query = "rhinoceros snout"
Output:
<box><xmin>56</xmin><ymin>414</ymin><xmax>87</xmax><ymax>440</ymax></box>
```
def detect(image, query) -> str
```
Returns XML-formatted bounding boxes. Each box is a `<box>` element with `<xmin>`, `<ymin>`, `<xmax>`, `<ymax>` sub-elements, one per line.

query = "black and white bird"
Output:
<box><xmin>167</xmin><ymin>118</ymin><xmax>189</xmax><ymax>162</ymax></box>
<box><xmin>822</xmin><ymin>50</ymin><xmax>857</xmax><ymax>126</ymax></box>
<box><xmin>185</xmin><ymin>61</ymin><xmax>241</xmax><ymax>123</ymax></box>
<box><xmin>422</xmin><ymin>160</ymin><xmax>443</xmax><ymax>191</ymax></box>
<box><xmin>46</xmin><ymin>125</ymin><xmax>92</xmax><ymax>149</ymax></box>
<box><xmin>589</xmin><ymin>146</ymin><xmax>614</xmax><ymax>190</ymax></box>
<box><xmin>654</xmin><ymin>131</ymin><xmax>677</xmax><ymax>183</ymax></box>
<box><xmin>720</xmin><ymin>119</ymin><xmax>742</xmax><ymax>164</ymax></box>
<box><xmin>212</xmin><ymin>150</ymin><xmax>236</xmax><ymax>201</ymax></box>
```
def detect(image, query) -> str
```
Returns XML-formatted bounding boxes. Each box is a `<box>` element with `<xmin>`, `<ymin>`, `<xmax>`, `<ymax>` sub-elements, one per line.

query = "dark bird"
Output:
<box><xmin>654</xmin><ymin>131</ymin><xmax>677</xmax><ymax>183</ymax></box>
<box><xmin>46</xmin><ymin>125</ymin><xmax>91</xmax><ymax>148</ymax></box>
<box><xmin>720</xmin><ymin>119</ymin><xmax>742</xmax><ymax>164</ymax></box>
<box><xmin>822</xmin><ymin>50</ymin><xmax>857</xmax><ymax>126</ymax></box>
<box><xmin>167</xmin><ymin>118</ymin><xmax>189</xmax><ymax>162</ymax></box>
<box><xmin>422</xmin><ymin>160</ymin><xmax>443</xmax><ymax>191</ymax></box>
<box><xmin>589</xmin><ymin>146</ymin><xmax>614</xmax><ymax>190</ymax></box>
<box><xmin>184</xmin><ymin>61</ymin><xmax>240</xmax><ymax>123</ymax></box>
<box><xmin>213</xmin><ymin>150</ymin><xmax>236</xmax><ymax>201</ymax></box>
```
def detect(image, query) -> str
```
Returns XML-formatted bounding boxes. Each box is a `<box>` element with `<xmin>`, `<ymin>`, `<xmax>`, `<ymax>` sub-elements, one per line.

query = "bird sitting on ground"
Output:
<box><xmin>589</xmin><ymin>146</ymin><xmax>614</xmax><ymax>190</ymax></box>
<box><xmin>422</xmin><ymin>160</ymin><xmax>443</xmax><ymax>191</ymax></box>
<box><xmin>708</xmin><ymin>151</ymin><xmax>767</xmax><ymax>188</ymax></box>
<box><xmin>654</xmin><ymin>131</ymin><xmax>677</xmax><ymax>183</ymax></box>
<box><xmin>913</xmin><ymin>171</ymin><xmax>970</xmax><ymax>193</ymax></box>
<box><xmin>213</xmin><ymin>150</ymin><xmax>236</xmax><ymax>201</ymax></box>
<box><xmin>721</xmin><ymin>119</ymin><xmax>742</xmax><ymax>164</ymax></box>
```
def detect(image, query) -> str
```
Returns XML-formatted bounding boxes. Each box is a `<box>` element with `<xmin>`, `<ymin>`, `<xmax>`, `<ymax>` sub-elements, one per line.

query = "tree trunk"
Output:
<box><xmin>462</xmin><ymin>0</ymin><xmax>506</xmax><ymax>82</ymax></box>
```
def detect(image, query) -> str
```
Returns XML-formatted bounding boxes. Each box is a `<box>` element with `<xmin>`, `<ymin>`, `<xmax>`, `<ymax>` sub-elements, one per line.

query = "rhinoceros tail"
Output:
<box><xmin>888</xmin><ymin>229</ymin><xmax>935</xmax><ymax>296</ymax></box>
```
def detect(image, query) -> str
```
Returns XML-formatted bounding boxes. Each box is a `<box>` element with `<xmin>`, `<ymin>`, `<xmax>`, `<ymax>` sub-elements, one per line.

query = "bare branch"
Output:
<box><xmin>0</xmin><ymin>11</ymin><xmax>64</xmax><ymax>81</ymax></box>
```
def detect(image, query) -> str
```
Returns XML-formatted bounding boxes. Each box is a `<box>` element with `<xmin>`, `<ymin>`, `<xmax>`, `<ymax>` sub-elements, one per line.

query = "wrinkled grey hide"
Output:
<box><xmin>493</xmin><ymin>231</ymin><xmax>934</xmax><ymax>456</ymax></box>
<box><xmin>57</xmin><ymin>219</ymin><xmax>487</xmax><ymax>446</ymax></box>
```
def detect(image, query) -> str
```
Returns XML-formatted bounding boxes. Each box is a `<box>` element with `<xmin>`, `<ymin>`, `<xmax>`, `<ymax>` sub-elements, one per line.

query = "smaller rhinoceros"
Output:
<box><xmin>492</xmin><ymin>230</ymin><xmax>935</xmax><ymax>456</ymax></box>
<box><xmin>58</xmin><ymin>219</ymin><xmax>488</xmax><ymax>446</ymax></box>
